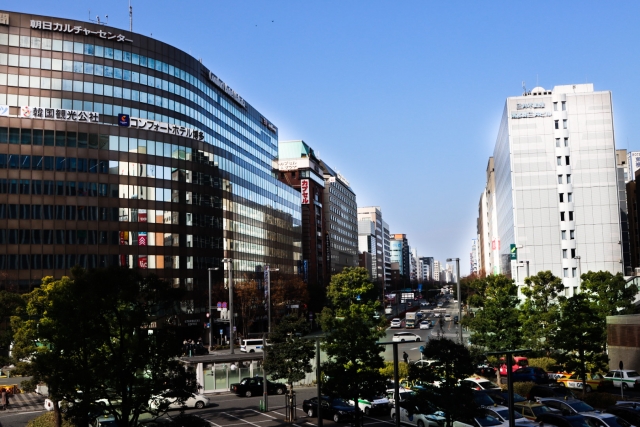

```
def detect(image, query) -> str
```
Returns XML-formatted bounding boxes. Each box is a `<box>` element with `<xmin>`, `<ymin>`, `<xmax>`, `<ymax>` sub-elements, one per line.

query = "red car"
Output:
<box><xmin>499</xmin><ymin>356</ymin><xmax>528</xmax><ymax>376</ymax></box>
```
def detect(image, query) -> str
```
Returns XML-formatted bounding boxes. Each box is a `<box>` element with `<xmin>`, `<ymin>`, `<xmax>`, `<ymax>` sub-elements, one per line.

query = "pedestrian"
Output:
<box><xmin>1</xmin><ymin>390</ymin><xmax>6</xmax><ymax>410</ymax></box>
<box><xmin>403</xmin><ymin>351</ymin><xmax>409</xmax><ymax>364</ymax></box>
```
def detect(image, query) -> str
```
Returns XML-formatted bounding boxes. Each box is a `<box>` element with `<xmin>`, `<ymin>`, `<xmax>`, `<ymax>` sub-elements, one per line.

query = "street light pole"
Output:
<box><xmin>447</xmin><ymin>258</ymin><xmax>462</xmax><ymax>345</ymax></box>
<box><xmin>222</xmin><ymin>258</ymin><xmax>234</xmax><ymax>354</ymax></box>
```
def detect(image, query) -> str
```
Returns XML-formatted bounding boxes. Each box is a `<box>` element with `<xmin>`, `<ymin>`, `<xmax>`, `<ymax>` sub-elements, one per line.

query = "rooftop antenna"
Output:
<box><xmin>88</xmin><ymin>11</ymin><xmax>108</xmax><ymax>25</ymax></box>
<box><xmin>129</xmin><ymin>0</ymin><xmax>133</xmax><ymax>32</ymax></box>
<box><xmin>522</xmin><ymin>81</ymin><xmax>527</xmax><ymax>95</ymax></box>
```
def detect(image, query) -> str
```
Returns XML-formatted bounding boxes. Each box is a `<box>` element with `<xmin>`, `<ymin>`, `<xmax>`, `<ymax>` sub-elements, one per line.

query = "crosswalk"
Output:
<box><xmin>0</xmin><ymin>392</ymin><xmax>45</xmax><ymax>414</ymax></box>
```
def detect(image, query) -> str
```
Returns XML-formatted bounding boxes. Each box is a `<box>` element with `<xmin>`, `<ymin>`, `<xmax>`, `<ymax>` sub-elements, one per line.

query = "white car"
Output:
<box><xmin>483</xmin><ymin>405</ymin><xmax>536</xmax><ymax>427</ymax></box>
<box><xmin>461</xmin><ymin>377</ymin><xmax>500</xmax><ymax>390</ymax></box>
<box><xmin>390</xmin><ymin>318</ymin><xmax>402</xmax><ymax>328</ymax></box>
<box><xmin>390</xmin><ymin>402</ymin><xmax>445</xmax><ymax>427</ymax></box>
<box><xmin>444</xmin><ymin>314</ymin><xmax>452</xmax><ymax>322</ymax></box>
<box><xmin>604</xmin><ymin>369</ymin><xmax>640</xmax><ymax>389</ymax></box>
<box><xmin>148</xmin><ymin>390</ymin><xmax>210</xmax><ymax>410</ymax></box>
<box><xmin>582</xmin><ymin>413</ymin><xmax>631</xmax><ymax>427</ymax></box>
<box><xmin>392</xmin><ymin>332</ymin><xmax>421</xmax><ymax>342</ymax></box>
<box><xmin>419</xmin><ymin>321</ymin><xmax>431</xmax><ymax>330</ymax></box>
<box><xmin>349</xmin><ymin>395</ymin><xmax>390</xmax><ymax>415</ymax></box>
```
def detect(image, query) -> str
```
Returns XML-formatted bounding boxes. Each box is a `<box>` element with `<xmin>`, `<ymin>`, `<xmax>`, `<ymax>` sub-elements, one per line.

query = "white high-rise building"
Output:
<box><xmin>433</xmin><ymin>260</ymin><xmax>441</xmax><ymax>282</ymax></box>
<box><xmin>490</xmin><ymin>83</ymin><xmax>625</xmax><ymax>297</ymax></box>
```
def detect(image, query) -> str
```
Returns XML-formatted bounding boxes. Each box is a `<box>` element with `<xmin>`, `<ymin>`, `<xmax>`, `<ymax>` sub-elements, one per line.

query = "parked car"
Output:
<box><xmin>444</xmin><ymin>314</ymin><xmax>452</xmax><ymax>322</ymax></box>
<box><xmin>581</xmin><ymin>412</ymin><xmax>633</xmax><ymax>427</ymax></box>
<box><xmin>411</xmin><ymin>359</ymin><xmax>441</xmax><ymax>368</ymax></box>
<box><xmin>483</xmin><ymin>389</ymin><xmax>527</xmax><ymax>406</ymax></box>
<box><xmin>390</xmin><ymin>399</ymin><xmax>446</xmax><ymax>427</ymax></box>
<box><xmin>475</xmin><ymin>364</ymin><xmax>497</xmax><ymax>377</ymax></box>
<box><xmin>390</xmin><ymin>318</ymin><xmax>402</xmax><ymax>328</ymax></box>
<box><xmin>499</xmin><ymin>356</ymin><xmax>529</xmax><ymax>376</ymax></box>
<box><xmin>547</xmin><ymin>366</ymin><xmax>573</xmax><ymax>380</ymax></box>
<box><xmin>605</xmin><ymin>403</ymin><xmax>640</xmax><ymax>426</ymax></box>
<box><xmin>452</xmin><ymin>412</ymin><xmax>503</xmax><ymax>427</ymax></box>
<box><xmin>483</xmin><ymin>405</ymin><xmax>537</xmax><ymax>426</ymax></box>
<box><xmin>393</xmin><ymin>332</ymin><xmax>421</xmax><ymax>342</ymax></box>
<box><xmin>535</xmin><ymin>398</ymin><xmax>596</xmax><ymax>416</ymax></box>
<box><xmin>536</xmin><ymin>413</ymin><xmax>590</xmax><ymax>427</ymax></box>
<box><xmin>460</xmin><ymin>377</ymin><xmax>501</xmax><ymax>390</ymax></box>
<box><xmin>603</xmin><ymin>370</ymin><xmax>640</xmax><ymax>390</ymax></box>
<box><xmin>385</xmin><ymin>388</ymin><xmax>415</xmax><ymax>406</ymax></box>
<box><xmin>349</xmin><ymin>394</ymin><xmax>390</xmax><ymax>416</ymax></box>
<box><xmin>90</xmin><ymin>415</ymin><xmax>118</xmax><ymax>427</ymax></box>
<box><xmin>147</xmin><ymin>390</ymin><xmax>210</xmax><ymax>410</ymax></box>
<box><xmin>513</xmin><ymin>401</ymin><xmax>559</xmax><ymax>421</ymax></box>
<box><xmin>229</xmin><ymin>376</ymin><xmax>286</xmax><ymax>397</ymax></box>
<box><xmin>511</xmin><ymin>367</ymin><xmax>550</xmax><ymax>384</ymax></box>
<box><xmin>472</xmin><ymin>390</ymin><xmax>498</xmax><ymax>408</ymax></box>
<box><xmin>528</xmin><ymin>385</ymin><xmax>577</xmax><ymax>401</ymax></box>
<box><xmin>454</xmin><ymin>316</ymin><xmax>459</xmax><ymax>324</ymax></box>
<box><xmin>303</xmin><ymin>396</ymin><xmax>355</xmax><ymax>423</ymax></box>
<box><xmin>556</xmin><ymin>373</ymin><xmax>613</xmax><ymax>393</ymax></box>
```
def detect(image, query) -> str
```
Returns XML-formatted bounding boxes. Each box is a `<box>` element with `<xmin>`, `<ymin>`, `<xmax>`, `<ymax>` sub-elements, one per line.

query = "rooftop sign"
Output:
<box><xmin>208</xmin><ymin>71</ymin><xmax>246</xmax><ymax>108</ymax></box>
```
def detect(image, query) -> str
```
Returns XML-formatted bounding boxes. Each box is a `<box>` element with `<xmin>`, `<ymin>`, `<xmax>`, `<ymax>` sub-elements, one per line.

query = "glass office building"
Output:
<box><xmin>0</xmin><ymin>11</ymin><xmax>302</xmax><ymax>319</ymax></box>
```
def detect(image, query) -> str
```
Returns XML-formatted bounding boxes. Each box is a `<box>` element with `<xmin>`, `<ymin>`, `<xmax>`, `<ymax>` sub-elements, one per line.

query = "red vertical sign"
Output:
<box><xmin>301</xmin><ymin>179</ymin><xmax>310</xmax><ymax>204</ymax></box>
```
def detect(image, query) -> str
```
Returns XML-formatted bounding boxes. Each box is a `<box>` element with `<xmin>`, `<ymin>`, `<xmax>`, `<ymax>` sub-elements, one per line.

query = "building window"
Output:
<box><xmin>571</xmin><ymin>248</ymin><xmax>576</xmax><ymax>258</ymax></box>
<box><xmin>560</xmin><ymin>212</ymin><xmax>565</xmax><ymax>221</ymax></box>
<box><xmin>553</xmin><ymin>102</ymin><xmax>558</xmax><ymax>111</ymax></box>
<box><xmin>562</xmin><ymin>230</ymin><xmax>567</xmax><ymax>240</ymax></box>
<box><xmin>569</xmin><ymin>211</ymin><xmax>574</xmax><ymax>221</ymax></box>
<box><xmin>568</xmin><ymin>193</ymin><xmax>573</xmax><ymax>202</ymax></box>
<box><xmin>570</xmin><ymin>230</ymin><xmax>575</xmax><ymax>240</ymax></box>
<box><xmin>556</xmin><ymin>138</ymin><xmax>561</xmax><ymax>147</ymax></box>
<box><xmin>563</xmin><ymin>268</ymin><xmax>569</xmax><ymax>277</ymax></box>
<box><xmin>564</xmin><ymin>138</ymin><xmax>569</xmax><ymax>147</ymax></box>
<box><xmin>567</xmin><ymin>174</ymin><xmax>572</xmax><ymax>183</ymax></box>
<box><xmin>565</xmin><ymin>156</ymin><xmax>570</xmax><ymax>165</ymax></box>
<box><xmin>559</xmin><ymin>193</ymin><xmax>564</xmax><ymax>203</ymax></box>
<box><xmin>557</xmin><ymin>157</ymin><xmax>562</xmax><ymax>166</ymax></box>
<box><xmin>555</xmin><ymin>120</ymin><xmax>559</xmax><ymax>129</ymax></box>
<box><xmin>562</xmin><ymin>101</ymin><xmax>566</xmax><ymax>111</ymax></box>
<box><xmin>572</xmin><ymin>267</ymin><xmax>577</xmax><ymax>277</ymax></box>
<box><xmin>558</xmin><ymin>175</ymin><xmax>563</xmax><ymax>184</ymax></box>
<box><xmin>563</xmin><ymin>249</ymin><xmax>567</xmax><ymax>259</ymax></box>
<box><xmin>563</xmin><ymin>119</ymin><xmax>568</xmax><ymax>129</ymax></box>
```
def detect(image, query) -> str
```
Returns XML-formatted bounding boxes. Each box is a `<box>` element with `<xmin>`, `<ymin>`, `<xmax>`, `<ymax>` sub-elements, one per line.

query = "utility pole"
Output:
<box><xmin>223</xmin><ymin>258</ymin><xmax>234</xmax><ymax>354</ymax></box>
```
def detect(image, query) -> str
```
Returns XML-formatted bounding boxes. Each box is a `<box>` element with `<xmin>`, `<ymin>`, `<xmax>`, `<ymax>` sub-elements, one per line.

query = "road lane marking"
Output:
<box><xmin>248</xmin><ymin>409</ymin><xmax>276</xmax><ymax>418</ymax></box>
<box><xmin>221</xmin><ymin>411</ymin><xmax>267</xmax><ymax>427</ymax></box>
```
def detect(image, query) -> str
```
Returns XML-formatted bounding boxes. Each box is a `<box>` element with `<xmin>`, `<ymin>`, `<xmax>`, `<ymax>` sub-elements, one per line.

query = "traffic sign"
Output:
<box><xmin>510</xmin><ymin>244</ymin><xmax>517</xmax><ymax>260</ymax></box>
<box><xmin>419</xmin><ymin>346</ymin><xmax>424</xmax><ymax>353</ymax></box>
<box><xmin>619</xmin><ymin>360</ymin><xmax>624</xmax><ymax>370</ymax></box>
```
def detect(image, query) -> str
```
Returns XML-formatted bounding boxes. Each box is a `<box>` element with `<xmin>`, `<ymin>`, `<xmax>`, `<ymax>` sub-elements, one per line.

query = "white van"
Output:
<box><xmin>240</xmin><ymin>339</ymin><xmax>265</xmax><ymax>353</ymax></box>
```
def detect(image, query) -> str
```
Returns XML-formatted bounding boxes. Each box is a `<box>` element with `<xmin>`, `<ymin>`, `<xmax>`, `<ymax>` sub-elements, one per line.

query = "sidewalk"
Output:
<box><xmin>0</xmin><ymin>393</ymin><xmax>44</xmax><ymax>413</ymax></box>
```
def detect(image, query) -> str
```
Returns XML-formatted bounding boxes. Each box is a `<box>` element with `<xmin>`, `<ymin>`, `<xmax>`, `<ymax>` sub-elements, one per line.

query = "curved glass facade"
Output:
<box><xmin>0</xmin><ymin>11</ymin><xmax>302</xmax><ymax>311</ymax></box>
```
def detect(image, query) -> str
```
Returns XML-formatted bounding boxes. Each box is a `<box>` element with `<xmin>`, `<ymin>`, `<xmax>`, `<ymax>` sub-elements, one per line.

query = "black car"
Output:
<box><xmin>229</xmin><ymin>377</ymin><xmax>286</xmax><ymax>397</ymax></box>
<box><xmin>475</xmin><ymin>364</ymin><xmax>497</xmax><ymax>377</ymax></box>
<box><xmin>483</xmin><ymin>389</ymin><xmax>526</xmax><ymax>406</ymax></box>
<box><xmin>303</xmin><ymin>396</ymin><xmax>355</xmax><ymax>423</ymax></box>
<box><xmin>605</xmin><ymin>404</ymin><xmax>640</xmax><ymax>426</ymax></box>
<box><xmin>511</xmin><ymin>367</ymin><xmax>551</xmax><ymax>384</ymax></box>
<box><xmin>528</xmin><ymin>385</ymin><xmax>577</xmax><ymax>401</ymax></box>
<box><xmin>537</xmin><ymin>413</ymin><xmax>590</xmax><ymax>427</ymax></box>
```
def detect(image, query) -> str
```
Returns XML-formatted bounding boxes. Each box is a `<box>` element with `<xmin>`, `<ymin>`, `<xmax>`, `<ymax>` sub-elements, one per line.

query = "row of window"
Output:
<box><xmin>0</xmin><ymin>204</ymin><xmax>115</xmax><ymax>220</ymax></box>
<box><xmin>557</xmin><ymin>156</ymin><xmax>571</xmax><ymax>166</ymax></box>
<box><xmin>559</xmin><ymin>193</ymin><xmax>573</xmax><ymax>203</ymax></box>
<box><xmin>0</xmin><ymin>66</ymin><xmax>274</xmax><ymax>164</ymax></box>
<box><xmin>555</xmin><ymin>137</ymin><xmax>569</xmax><ymax>147</ymax></box>
<box><xmin>554</xmin><ymin>119</ymin><xmax>568</xmax><ymax>130</ymax></box>
<box><xmin>562</xmin><ymin>248</ymin><xmax>577</xmax><ymax>259</ymax></box>
<box><xmin>560</xmin><ymin>211</ymin><xmax>574</xmax><ymax>221</ymax></box>
<box><xmin>0</xmin><ymin>32</ymin><xmax>273</xmax><ymax>149</ymax></box>
<box><xmin>561</xmin><ymin>230</ymin><xmax>575</xmax><ymax>240</ymax></box>
<box><xmin>558</xmin><ymin>174</ymin><xmax>572</xmax><ymax>184</ymax></box>
<box><xmin>0</xmin><ymin>228</ymin><xmax>118</xmax><ymax>244</ymax></box>
<box><xmin>553</xmin><ymin>101</ymin><xmax>567</xmax><ymax>111</ymax></box>
<box><xmin>562</xmin><ymin>267</ymin><xmax>578</xmax><ymax>278</ymax></box>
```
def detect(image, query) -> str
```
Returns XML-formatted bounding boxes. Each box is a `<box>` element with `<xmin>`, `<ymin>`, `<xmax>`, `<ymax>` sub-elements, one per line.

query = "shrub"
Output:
<box><xmin>582</xmin><ymin>392</ymin><xmax>618</xmax><ymax>409</ymax></box>
<box><xmin>26</xmin><ymin>412</ymin><xmax>76</xmax><ymax>427</ymax></box>
<box><xmin>380</xmin><ymin>361</ymin><xmax>409</xmax><ymax>379</ymax></box>
<box><xmin>510</xmin><ymin>381</ymin><xmax>536</xmax><ymax>398</ymax></box>
<box><xmin>528</xmin><ymin>357</ymin><xmax>557</xmax><ymax>371</ymax></box>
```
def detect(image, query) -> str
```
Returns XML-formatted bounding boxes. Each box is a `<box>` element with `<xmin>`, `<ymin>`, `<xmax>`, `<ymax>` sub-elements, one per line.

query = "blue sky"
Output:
<box><xmin>14</xmin><ymin>1</ymin><xmax>640</xmax><ymax>275</ymax></box>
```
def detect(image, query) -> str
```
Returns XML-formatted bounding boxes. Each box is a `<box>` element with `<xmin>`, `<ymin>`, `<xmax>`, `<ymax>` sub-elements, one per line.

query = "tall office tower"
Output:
<box><xmin>410</xmin><ymin>247</ymin><xmax>418</xmax><ymax>282</ymax></box>
<box><xmin>382</xmin><ymin>220</ymin><xmax>391</xmax><ymax>286</ymax></box>
<box><xmin>433</xmin><ymin>260</ymin><xmax>441</xmax><ymax>282</ymax></box>
<box><xmin>419</xmin><ymin>256</ymin><xmax>434</xmax><ymax>282</ymax></box>
<box><xmin>390</xmin><ymin>234</ymin><xmax>410</xmax><ymax>280</ymax></box>
<box><xmin>477</xmin><ymin>157</ymin><xmax>500</xmax><ymax>275</ymax></box>
<box><xmin>490</xmin><ymin>83</ymin><xmax>625</xmax><ymax>297</ymax></box>
<box><xmin>358</xmin><ymin>207</ymin><xmax>385</xmax><ymax>288</ymax></box>
<box><xmin>277</xmin><ymin>140</ymin><xmax>327</xmax><ymax>295</ymax></box>
<box><xmin>320</xmin><ymin>161</ymin><xmax>358</xmax><ymax>278</ymax></box>
<box><xmin>0</xmin><ymin>11</ymin><xmax>302</xmax><ymax>339</ymax></box>
<box><xmin>470</xmin><ymin>239</ymin><xmax>479</xmax><ymax>274</ymax></box>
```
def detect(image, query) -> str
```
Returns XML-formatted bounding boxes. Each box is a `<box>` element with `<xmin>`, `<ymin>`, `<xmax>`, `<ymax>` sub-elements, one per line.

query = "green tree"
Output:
<box><xmin>464</xmin><ymin>274</ymin><xmax>522</xmax><ymax>351</ymax></box>
<box><xmin>263</xmin><ymin>314</ymin><xmax>314</xmax><ymax>397</ymax></box>
<box><xmin>0</xmin><ymin>290</ymin><xmax>24</xmax><ymax>365</ymax></box>
<box><xmin>551</xmin><ymin>292</ymin><xmax>608</xmax><ymax>394</ymax></box>
<box><xmin>320</xmin><ymin>267</ymin><xmax>386</xmax><ymax>426</ymax></box>
<box><xmin>580</xmin><ymin>271</ymin><xmax>639</xmax><ymax>319</ymax></box>
<box><xmin>410</xmin><ymin>338</ymin><xmax>478</xmax><ymax>427</ymax></box>
<box><xmin>11</xmin><ymin>267</ymin><xmax>195</xmax><ymax>427</ymax></box>
<box><xmin>519</xmin><ymin>271</ymin><xmax>564</xmax><ymax>353</ymax></box>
